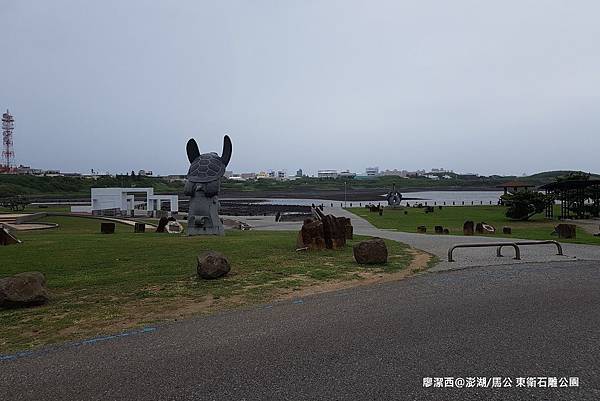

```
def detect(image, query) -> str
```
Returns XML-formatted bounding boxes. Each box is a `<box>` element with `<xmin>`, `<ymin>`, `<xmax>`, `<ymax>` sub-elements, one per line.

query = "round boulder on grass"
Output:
<box><xmin>197</xmin><ymin>251</ymin><xmax>231</xmax><ymax>279</ymax></box>
<box><xmin>353</xmin><ymin>238</ymin><xmax>388</xmax><ymax>265</ymax></box>
<box><xmin>0</xmin><ymin>272</ymin><xmax>49</xmax><ymax>308</ymax></box>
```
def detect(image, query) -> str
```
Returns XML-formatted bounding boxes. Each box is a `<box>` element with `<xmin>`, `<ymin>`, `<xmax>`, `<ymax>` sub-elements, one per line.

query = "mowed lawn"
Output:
<box><xmin>349</xmin><ymin>205</ymin><xmax>600</xmax><ymax>245</ymax></box>
<box><xmin>0</xmin><ymin>216</ymin><xmax>416</xmax><ymax>353</ymax></box>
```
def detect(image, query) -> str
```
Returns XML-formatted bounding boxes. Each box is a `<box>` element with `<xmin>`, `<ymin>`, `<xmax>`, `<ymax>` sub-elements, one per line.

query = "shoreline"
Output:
<box><xmin>220</xmin><ymin>187</ymin><xmax>502</xmax><ymax>202</ymax></box>
<box><xmin>22</xmin><ymin>187</ymin><xmax>504</xmax><ymax>204</ymax></box>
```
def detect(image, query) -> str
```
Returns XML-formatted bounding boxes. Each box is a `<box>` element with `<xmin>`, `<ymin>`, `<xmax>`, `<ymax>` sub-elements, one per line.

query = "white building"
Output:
<box><xmin>71</xmin><ymin>187</ymin><xmax>178</xmax><ymax>217</ymax></box>
<box><xmin>365</xmin><ymin>167</ymin><xmax>379</xmax><ymax>176</ymax></box>
<box><xmin>382</xmin><ymin>169</ymin><xmax>408</xmax><ymax>177</ymax></box>
<box><xmin>318</xmin><ymin>169</ymin><xmax>338</xmax><ymax>179</ymax></box>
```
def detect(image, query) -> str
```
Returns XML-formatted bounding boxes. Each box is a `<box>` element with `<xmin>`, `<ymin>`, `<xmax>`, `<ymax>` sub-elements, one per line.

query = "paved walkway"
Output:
<box><xmin>3</xmin><ymin>261</ymin><xmax>600</xmax><ymax>400</ymax></box>
<box><xmin>228</xmin><ymin>206</ymin><xmax>600</xmax><ymax>271</ymax></box>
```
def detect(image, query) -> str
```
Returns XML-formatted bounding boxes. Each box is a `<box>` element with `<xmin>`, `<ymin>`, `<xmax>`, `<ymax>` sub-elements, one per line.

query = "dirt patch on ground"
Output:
<box><xmin>275</xmin><ymin>247</ymin><xmax>433</xmax><ymax>301</ymax></box>
<box><xmin>56</xmin><ymin>295</ymin><xmax>234</xmax><ymax>338</ymax></box>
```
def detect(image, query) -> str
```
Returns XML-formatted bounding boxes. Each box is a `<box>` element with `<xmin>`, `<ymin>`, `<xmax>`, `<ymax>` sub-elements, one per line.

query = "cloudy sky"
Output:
<box><xmin>1</xmin><ymin>0</ymin><xmax>599</xmax><ymax>176</ymax></box>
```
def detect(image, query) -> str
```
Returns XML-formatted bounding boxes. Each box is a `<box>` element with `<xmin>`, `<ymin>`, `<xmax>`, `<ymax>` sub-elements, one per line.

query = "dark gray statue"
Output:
<box><xmin>386</xmin><ymin>183</ymin><xmax>403</xmax><ymax>207</ymax></box>
<box><xmin>184</xmin><ymin>135</ymin><xmax>232</xmax><ymax>235</ymax></box>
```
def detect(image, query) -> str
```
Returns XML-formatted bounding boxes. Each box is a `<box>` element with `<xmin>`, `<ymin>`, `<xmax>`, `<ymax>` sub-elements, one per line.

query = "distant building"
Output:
<box><xmin>277</xmin><ymin>170</ymin><xmax>286</xmax><ymax>179</ymax></box>
<box><xmin>70</xmin><ymin>187</ymin><xmax>178</xmax><ymax>217</ymax></box>
<box><xmin>365</xmin><ymin>167</ymin><xmax>379</xmax><ymax>176</ymax></box>
<box><xmin>14</xmin><ymin>165</ymin><xmax>43</xmax><ymax>175</ymax></box>
<box><xmin>382</xmin><ymin>169</ymin><xmax>408</xmax><ymax>177</ymax></box>
<box><xmin>138</xmin><ymin>170</ymin><xmax>153</xmax><ymax>176</ymax></box>
<box><xmin>430</xmin><ymin>168</ymin><xmax>453</xmax><ymax>173</ymax></box>
<box><xmin>339</xmin><ymin>170</ymin><xmax>356</xmax><ymax>179</ymax></box>
<box><xmin>164</xmin><ymin>174</ymin><xmax>186</xmax><ymax>182</ymax></box>
<box><xmin>241</xmin><ymin>172</ymin><xmax>257</xmax><ymax>180</ymax></box>
<box><xmin>318</xmin><ymin>169</ymin><xmax>338</xmax><ymax>179</ymax></box>
<box><xmin>406</xmin><ymin>169</ymin><xmax>426</xmax><ymax>177</ymax></box>
<box><xmin>296</xmin><ymin>169</ymin><xmax>303</xmax><ymax>177</ymax></box>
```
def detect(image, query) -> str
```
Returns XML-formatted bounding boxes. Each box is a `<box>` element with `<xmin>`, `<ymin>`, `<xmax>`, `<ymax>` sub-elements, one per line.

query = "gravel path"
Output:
<box><xmin>228</xmin><ymin>206</ymin><xmax>600</xmax><ymax>271</ymax></box>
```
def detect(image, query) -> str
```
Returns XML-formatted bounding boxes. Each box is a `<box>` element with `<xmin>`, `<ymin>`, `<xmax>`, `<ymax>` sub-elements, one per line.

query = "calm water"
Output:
<box><xmin>34</xmin><ymin>191</ymin><xmax>505</xmax><ymax>207</ymax></box>
<box><xmin>225</xmin><ymin>191</ymin><xmax>505</xmax><ymax>206</ymax></box>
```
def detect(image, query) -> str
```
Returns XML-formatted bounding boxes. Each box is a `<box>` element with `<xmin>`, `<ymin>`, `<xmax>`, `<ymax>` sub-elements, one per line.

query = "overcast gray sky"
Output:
<box><xmin>1</xmin><ymin>0</ymin><xmax>599</xmax><ymax>176</ymax></box>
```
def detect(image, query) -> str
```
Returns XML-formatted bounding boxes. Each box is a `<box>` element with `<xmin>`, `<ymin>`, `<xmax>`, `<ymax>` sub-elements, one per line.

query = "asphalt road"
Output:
<box><xmin>2</xmin><ymin>261</ymin><xmax>600</xmax><ymax>401</ymax></box>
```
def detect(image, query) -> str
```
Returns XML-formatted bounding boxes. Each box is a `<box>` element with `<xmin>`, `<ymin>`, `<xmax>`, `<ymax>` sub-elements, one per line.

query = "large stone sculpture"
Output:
<box><xmin>185</xmin><ymin>135</ymin><xmax>232</xmax><ymax>235</ymax></box>
<box><xmin>296</xmin><ymin>207</ymin><xmax>350</xmax><ymax>250</ymax></box>
<box><xmin>386</xmin><ymin>183</ymin><xmax>403</xmax><ymax>207</ymax></box>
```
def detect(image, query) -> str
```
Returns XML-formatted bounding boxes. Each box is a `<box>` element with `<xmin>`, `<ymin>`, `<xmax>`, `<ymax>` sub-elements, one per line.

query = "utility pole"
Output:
<box><xmin>344</xmin><ymin>181</ymin><xmax>347</xmax><ymax>208</ymax></box>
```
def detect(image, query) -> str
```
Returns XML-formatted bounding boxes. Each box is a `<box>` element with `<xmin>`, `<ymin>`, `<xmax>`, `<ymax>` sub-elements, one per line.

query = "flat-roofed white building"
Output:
<box><xmin>318</xmin><ymin>169</ymin><xmax>338</xmax><ymax>179</ymax></box>
<box><xmin>71</xmin><ymin>187</ymin><xmax>178</xmax><ymax>217</ymax></box>
<box><xmin>339</xmin><ymin>170</ymin><xmax>356</xmax><ymax>178</ymax></box>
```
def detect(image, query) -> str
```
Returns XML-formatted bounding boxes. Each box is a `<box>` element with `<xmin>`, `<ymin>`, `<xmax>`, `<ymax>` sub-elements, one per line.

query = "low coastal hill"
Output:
<box><xmin>0</xmin><ymin>170</ymin><xmax>597</xmax><ymax>200</ymax></box>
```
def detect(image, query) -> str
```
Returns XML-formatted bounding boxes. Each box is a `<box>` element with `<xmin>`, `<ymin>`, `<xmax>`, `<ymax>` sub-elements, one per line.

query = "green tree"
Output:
<box><xmin>501</xmin><ymin>191</ymin><xmax>554</xmax><ymax>221</ymax></box>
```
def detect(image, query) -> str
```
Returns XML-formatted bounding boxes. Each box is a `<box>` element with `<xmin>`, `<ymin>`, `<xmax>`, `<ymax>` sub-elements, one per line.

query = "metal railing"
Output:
<box><xmin>448</xmin><ymin>242</ymin><xmax>521</xmax><ymax>262</ymax></box>
<box><xmin>496</xmin><ymin>240</ymin><xmax>563</xmax><ymax>257</ymax></box>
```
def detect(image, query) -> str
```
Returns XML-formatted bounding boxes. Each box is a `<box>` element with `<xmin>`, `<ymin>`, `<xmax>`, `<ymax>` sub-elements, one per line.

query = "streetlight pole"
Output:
<box><xmin>344</xmin><ymin>181</ymin><xmax>347</xmax><ymax>208</ymax></box>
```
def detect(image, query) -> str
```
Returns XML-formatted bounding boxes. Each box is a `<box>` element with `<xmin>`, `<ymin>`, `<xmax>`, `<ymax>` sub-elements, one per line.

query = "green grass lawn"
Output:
<box><xmin>0</xmin><ymin>216</ymin><xmax>418</xmax><ymax>353</ymax></box>
<box><xmin>349</xmin><ymin>205</ymin><xmax>600</xmax><ymax>245</ymax></box>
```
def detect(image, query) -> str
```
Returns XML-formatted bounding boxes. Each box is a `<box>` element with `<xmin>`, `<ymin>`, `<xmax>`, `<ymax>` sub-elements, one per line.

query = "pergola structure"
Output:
<box><xmin>539</xmin><ymin>180</ymin><xmax>600</xmax><ymax>219</ymax></box>
<box><xmin>496</xmin><ymin>180</ymin><xmax>535</xmax><ymax>195</ymax></box>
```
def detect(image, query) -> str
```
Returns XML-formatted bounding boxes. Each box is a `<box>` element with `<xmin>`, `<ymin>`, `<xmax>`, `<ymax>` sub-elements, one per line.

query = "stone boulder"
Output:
<box><xmin>297</xmin><ymin>218</ymin><xmax>326</xmax><ymax>250</ymax></box>
<box><xmin>340</xmin><ymin>217</ymin><xmax>353</xmax><ymax>240</ymax></box>
<box><xmin>197</xmin><ymin>251</ymin><xmax>230</xmax><ymax>279</ymax></box>
<box><xmin>166</xmin><ymin>221</ymin><xmax>184</xmax><ymax>234</ymax></box>
<box><xmin>156</xmin><ymin>217</ymin><xmax>169</xmax><ymax>233</ymax></box>
<box><xmin>475</xmin><ymin>222</ymin><xmax>496</xmax><ymax>234</ymax></box>
<box><xmin>554</xmin><ymin>224</ymin><xmax>576</xmax><ymax>239</ymax></box>
<box><xmin>100</xmin><ymin>222</ymin><xmax>115</xmax><ymax>234</ymax></box>
<box><xmin>322</xmin><ymin>215</ymin><xmax>347</xmax><ymax>249</ymax></box>
<box><xmin>0</xmin><ymin>272</ymin><xmax>49</xmax><ymax>308</ymax></box>
<box><xmin>297</xmin><ymin>215</ymin><xmax>348</xmax><ymax>250</ymax></box>
<box><xmin>463</xmin><ymin>221</ymin><xmax>474</xmax><ymax>236</ymax></box>
<box><xmin>353</xmin><ymin>238</ymin><xmax>388</xmax><ymax>265</ymax></box>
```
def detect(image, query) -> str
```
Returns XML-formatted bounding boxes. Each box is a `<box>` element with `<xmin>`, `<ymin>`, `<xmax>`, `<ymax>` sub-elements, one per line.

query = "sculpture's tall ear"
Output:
<box><xmin>186</xmin><ymin>139</ymin><xmax>200</xmax><ymax>163</ymax></box>
<box><xmin>221</xmin><ymin>135</ymin><xmax>232</xmax><ymax>167</ymax></box>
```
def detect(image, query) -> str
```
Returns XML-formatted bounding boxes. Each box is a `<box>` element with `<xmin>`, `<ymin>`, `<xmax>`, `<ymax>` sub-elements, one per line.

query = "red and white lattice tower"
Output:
<box><xmin>2</xmin><ymin>109</ymin><xmax>15</xmax><ymax>172</ymax></box>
